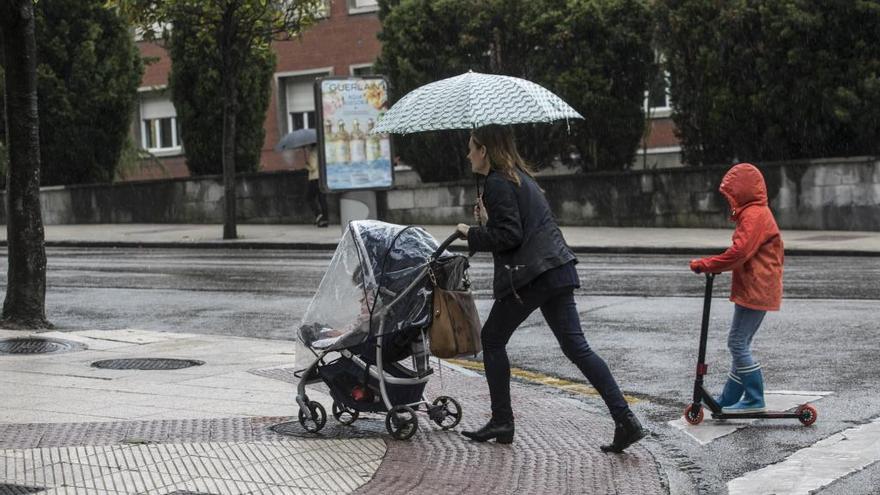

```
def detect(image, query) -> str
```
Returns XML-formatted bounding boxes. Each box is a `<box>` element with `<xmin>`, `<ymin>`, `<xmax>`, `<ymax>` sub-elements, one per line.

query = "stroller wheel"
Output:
<box><xmin>298</xmin><ymin>401</ymin><xmax>327</xmax><ymax>433</ymax></box>
<box><xmin>385</xmin><ymin>405</ymin><xmax>418</xmax><ymax>440</ymax></box>
<box><xmin>684</xmin><ymin>404</ymin><xmax>704</xmax><ymax>425</ymax></box>
<box><xmin>332</xmin><ymin>401</ymin><xmax>360</xmax><ymax>425</ymax></box>
<box><xmin>430</xmin><ymin>396</ymin><xmax>463</xmax><ymax>430</ymax></box>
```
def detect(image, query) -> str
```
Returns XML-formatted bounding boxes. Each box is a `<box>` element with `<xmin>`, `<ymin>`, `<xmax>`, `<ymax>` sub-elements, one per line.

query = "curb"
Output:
<box><xmin>1</xmin><ymin>240</ymin><xmax>876</xmax><ymax>256</ymax></box>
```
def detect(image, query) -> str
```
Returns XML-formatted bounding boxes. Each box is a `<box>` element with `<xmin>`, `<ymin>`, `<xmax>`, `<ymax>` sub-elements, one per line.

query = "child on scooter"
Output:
<box><xmin>689</xmin><ymin>163</ymin><xmax>784</xmax><ymax>414</ymax></box>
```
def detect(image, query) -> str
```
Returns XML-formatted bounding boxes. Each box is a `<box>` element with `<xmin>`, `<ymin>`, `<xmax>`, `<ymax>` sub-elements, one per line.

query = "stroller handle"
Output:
<box><xmin>432</xmin><ymin>231</ymin><xmax>464</xmax><ymax>259</ymax></box>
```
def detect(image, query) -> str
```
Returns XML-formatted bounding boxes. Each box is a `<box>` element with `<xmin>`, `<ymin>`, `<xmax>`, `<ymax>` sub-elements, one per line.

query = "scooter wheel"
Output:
<box><xmin>684</xmin><ymin>404</ymin><xmax>704</xmax><ymax>425</ymax></box>
<box><xmin>797</xmin><ymin>404</ymin><xmax>818</xmax><ymax>426</ymax></box>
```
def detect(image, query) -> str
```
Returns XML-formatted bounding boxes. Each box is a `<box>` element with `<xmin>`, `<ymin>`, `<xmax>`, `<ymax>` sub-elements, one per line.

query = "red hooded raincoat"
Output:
<box><xmin>694</xmin><ymin>163</ymin><xmax>784</xmax><ymax>311</ymax></box>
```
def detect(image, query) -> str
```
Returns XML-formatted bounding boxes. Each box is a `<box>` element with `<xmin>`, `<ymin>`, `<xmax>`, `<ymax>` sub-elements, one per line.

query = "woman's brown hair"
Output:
<box><xmin>471</xmin><ymin>125</ymin><xmax>536</xmax><ymax>186</ymax></box>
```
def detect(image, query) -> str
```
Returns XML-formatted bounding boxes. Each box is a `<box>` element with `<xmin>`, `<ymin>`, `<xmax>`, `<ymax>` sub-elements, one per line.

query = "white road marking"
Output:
<box><xmin>669</xmin><ymin>391</ymin><xmax>832</xmax><ymax>445</ymax></box>
<box><xmin>727</xmin><ymin>417</ymin><xmax>880</xmax><ymax>495</ymax></box>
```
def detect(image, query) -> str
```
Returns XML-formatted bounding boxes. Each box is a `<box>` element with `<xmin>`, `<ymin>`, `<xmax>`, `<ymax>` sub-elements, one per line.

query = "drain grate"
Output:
<box><xmin>0</xmin><ymin>337</ymin><xmax>85</xmax><ymax>355</ymax></box>
<box><xmin>0</xmin><ymin>483</ymin><xmax>45</xmax><ymax>495</ymax></box>
<box><xmin>165</xmin><ymin>491</ymin><xmax>219</xmax><ymax>495</ymax></box>
<box><xmin>91</xmin><ymin>358</ymin><xmax>204</xmax><ymax>370</ymax></box>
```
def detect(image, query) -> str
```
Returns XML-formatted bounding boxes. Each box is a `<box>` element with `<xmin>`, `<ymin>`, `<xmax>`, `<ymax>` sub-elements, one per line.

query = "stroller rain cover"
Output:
<box><xmin>294</xmin><ymin>220</ymin><xmax>445</xmax><ymax>371</ymax></box>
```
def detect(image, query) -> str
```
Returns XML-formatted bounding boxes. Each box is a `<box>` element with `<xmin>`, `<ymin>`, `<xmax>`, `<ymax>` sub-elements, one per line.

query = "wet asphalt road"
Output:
<box><xmin>1</xmin><ymin>247</ymin><xmax>879</xmax><ymax>494</ymax></box>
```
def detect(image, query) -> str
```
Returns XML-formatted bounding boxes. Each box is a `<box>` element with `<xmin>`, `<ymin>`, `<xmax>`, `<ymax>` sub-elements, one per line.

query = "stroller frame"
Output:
<box><xmin>295</xmin><ymin>231</ymin><xmax>466</xmax><ymax>440</ymax></box>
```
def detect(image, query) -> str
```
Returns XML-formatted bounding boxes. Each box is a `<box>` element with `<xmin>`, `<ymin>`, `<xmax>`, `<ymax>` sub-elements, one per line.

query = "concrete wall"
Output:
<box><xmin>0</xmin><ymin>170</ymin><xmax>338</xmax><ymax>225</ymax></box>
<box><xmin>384</xmin><ymin>157</ymin><xmax>880</xmax><ymax>231</ymax></box>
<box><xmin>1</xmin><ymin>157</ymin><xmax>877</xmax><ymax>231</ymax></box>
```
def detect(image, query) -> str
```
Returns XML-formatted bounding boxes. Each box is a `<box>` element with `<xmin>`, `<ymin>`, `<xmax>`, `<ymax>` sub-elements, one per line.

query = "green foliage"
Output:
<box><xmin>375</xmin><ymin>0</ymin><xmax>656</xmax><ymax>180</ymax></box>
<box><xmin>656</xmin><ymin>0</ymin><xmax>880</xmax><ymax>165</ymax></box>
<box><xmin>115</xmin><ymin>0</ymin><xmax>321</xmax><ymax>176</ymax></box>
<box><xmin>32</xmin><ymin>0</ymin><xmax>143</xmax><ymax>185</ymax></box>
<box><xmin>167</xmin><ymin>6</ymin><xmax>274</xmax><ymax>175</ymax></box>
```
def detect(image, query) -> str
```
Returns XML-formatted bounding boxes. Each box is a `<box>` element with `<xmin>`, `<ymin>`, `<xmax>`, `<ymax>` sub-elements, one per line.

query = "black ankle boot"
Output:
<box><xmin>600</xmin><ymin>412</ymin><xmax>646</xmax><ymax>453</ymax></box>
<box><xmin>461</xmin><ymin>419</ymin><xmax>515</xmax><ymax>444</ymax></box>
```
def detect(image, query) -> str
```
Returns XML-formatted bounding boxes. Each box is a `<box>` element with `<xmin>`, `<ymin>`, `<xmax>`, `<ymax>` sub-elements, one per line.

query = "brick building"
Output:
<box><xmin>125</xmin><ymin>0</ymin><xmax>679</xmax><ymax>182</ymax></box>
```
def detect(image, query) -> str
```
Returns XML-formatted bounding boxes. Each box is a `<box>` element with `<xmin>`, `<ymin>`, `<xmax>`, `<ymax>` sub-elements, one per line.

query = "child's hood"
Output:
<box><xmin>719</xmin><ymin>163</ymin><xmax>768</xmax><ymax>218</ymax></box>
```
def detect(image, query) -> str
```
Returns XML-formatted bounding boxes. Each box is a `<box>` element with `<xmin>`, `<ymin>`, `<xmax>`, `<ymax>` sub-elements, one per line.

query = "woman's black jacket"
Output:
<box><xmin>466</xmin><ymin>169</ymin><xmax>576</xmax><ymax>300</ymax></box>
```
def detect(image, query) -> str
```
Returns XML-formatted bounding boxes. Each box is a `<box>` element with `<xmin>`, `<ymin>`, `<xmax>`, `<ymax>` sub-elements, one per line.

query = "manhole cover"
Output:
<box><xmin>0</xmin><ymin>483</ymin><xmax>45</xmax><ymax>495</ymax></box>
<box><xmin>91</xmin><ymin>358</ymin><xmax>204</xmax><ymax>370</ymax></box>
<box><xmin>0</xmin><ymin>337</ymin><xmax>85</xmax><ymax>355</ymax></box>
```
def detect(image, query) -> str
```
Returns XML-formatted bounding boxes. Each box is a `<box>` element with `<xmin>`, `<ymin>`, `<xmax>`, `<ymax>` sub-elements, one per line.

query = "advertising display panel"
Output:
<box><xmin>316</xmin><ymin>76</ymin><xmax>393</xmax><ymax>192</ymax></box>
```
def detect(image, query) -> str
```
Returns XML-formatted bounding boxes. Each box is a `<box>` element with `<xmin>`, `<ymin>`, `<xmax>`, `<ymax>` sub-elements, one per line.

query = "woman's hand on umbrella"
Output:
<box><xmin>456</xmin><ymin>223</ymin><xmax>470</xmax><ymax>239</ymax></box>
<box><xmin>473</xmin><ymin>196</ymin><xmax>488</xmax><ymax>225</ymax></box>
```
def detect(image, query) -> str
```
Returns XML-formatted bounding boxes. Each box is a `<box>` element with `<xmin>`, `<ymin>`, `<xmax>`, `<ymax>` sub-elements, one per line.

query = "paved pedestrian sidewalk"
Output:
<box><xmin>1</xmin><ymin>223</ymin><xmax>879</xmax><ymax>255</ymax></box>
<box><xmin>0</xmin><ymin>329</ymin><xmax>663</xmax><ymax>494</ymax></box>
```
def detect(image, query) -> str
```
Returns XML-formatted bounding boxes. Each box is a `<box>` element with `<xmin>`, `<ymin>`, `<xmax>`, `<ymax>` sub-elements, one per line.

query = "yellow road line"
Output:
<box><xmin>446</xmin><ymin>359</ymin><xmax>640</xmax><ymax>403</ymax></box>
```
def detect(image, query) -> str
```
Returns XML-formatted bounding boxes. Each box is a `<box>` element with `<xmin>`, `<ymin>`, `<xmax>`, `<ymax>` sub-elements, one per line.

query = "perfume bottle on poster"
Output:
<box><xmin>366</xmin><ymin>119</ymin><xmax>381</xmax><ymax>162</ymax></box>
<box><xmin>334</xmin><ymin>120</ymin><xmax>351</xmax><ymax>164</ymax></box>
<box><xmin>323</xmin><ymin>119</ymin><xmax>337</xmax><ymax>164</ymax></box>
<box><xmin>350</xmin><ymin>119</ymin><xmax>366</xmax><ymax>164</ymax></box>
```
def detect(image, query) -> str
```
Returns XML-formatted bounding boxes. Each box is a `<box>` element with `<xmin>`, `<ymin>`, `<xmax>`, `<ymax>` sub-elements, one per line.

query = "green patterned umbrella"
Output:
<box><xmin>372</xmin><ymin>71</ymin><xmax>583</xmax><ymax>135</ymax></box>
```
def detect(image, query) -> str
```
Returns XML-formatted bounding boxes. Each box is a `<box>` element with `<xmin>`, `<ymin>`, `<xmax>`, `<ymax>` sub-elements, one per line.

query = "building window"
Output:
<box><xmin>282</xmin><ymin>71</ymin><xmax>329</xmax><ymax>133</ymax></box>
<box><xmin>351</xmin><ymin>64</ymin><xmax>374</xmax><ymax>76</ymax></box>
<box><xmin>348</xmin><ymin>0</ymin><xmax>379</xmax><ymax>15</ymax></box>
<box><xmin>139</xmin><ymin>96</ymin><xmax>181</xmax><ymax>153</ymax></box>
<box><xmin>646</xmin><ymin>70</ymin><xmax>671</xmax><ymax>113</ymax></box>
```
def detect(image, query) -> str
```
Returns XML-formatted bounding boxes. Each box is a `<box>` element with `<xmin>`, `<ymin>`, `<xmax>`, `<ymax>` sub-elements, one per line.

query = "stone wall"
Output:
<box><xmin>383</xmin><ymin>157</ymin><xmax>880</xmax><ymax>231</ymax></box>
<box><xmin>0</xmin><ymin>170</ymin><xmax>337</xmax><ymax>225</ymax></box>
<box><xmin>1</xmin><ymin>157</ymin><xmax>877</xmax><ymax>231</ymax></box>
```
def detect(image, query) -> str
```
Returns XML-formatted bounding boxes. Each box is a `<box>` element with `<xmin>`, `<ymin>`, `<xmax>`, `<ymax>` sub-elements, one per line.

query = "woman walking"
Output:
<box><xmin>456</xmin><ymin>125</ymin><xmax>645</xmax><ymax>451</ymax></box>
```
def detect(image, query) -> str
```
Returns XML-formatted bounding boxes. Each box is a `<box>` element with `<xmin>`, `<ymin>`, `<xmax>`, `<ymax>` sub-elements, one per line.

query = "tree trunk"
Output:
<box><xmin>220</xmin><ymin>10</ymin><xmax>238</xmax><ymax>240</ymax></box>
<box><xmin>221</xmin><ymin>78</ymin><xmax>237</xmax><ymax>240</ymax></box>
<box><xmin>1</xmin><ymin>0</ymin><xmax>50</xmax><ymax>329</ymax></box>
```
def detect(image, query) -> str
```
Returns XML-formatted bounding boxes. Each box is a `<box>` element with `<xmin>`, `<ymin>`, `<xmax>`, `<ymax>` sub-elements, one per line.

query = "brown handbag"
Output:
<box><xmin>428</xmin><ymin>285</ymin><xmax>482</xmax><ymax>359</ymax></box>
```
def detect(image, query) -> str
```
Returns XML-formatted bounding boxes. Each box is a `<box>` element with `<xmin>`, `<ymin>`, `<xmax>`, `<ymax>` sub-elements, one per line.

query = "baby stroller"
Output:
<box><xmin>294</xmin><ymin>220</ymin><xmax>470</xmax><ymax>440</ymax></box>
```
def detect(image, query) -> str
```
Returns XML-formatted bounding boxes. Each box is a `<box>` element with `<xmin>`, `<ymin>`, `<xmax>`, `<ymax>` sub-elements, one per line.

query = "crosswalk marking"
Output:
<box><xmin>727</xmin><ymin>417</ymin><xmax>880</xmax><ymax>495</ymax></box>
<box><xmin>669</xmin><ymin>391</ymin><xmax>832</xmax><ymax>445</ymax></box>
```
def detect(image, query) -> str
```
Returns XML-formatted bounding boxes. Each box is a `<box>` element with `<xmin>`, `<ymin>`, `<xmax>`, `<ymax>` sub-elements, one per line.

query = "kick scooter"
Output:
<box><xmin>683</xmin><ymin>273</ymin><xmax>818</xmax><ymax>426</ymax></box>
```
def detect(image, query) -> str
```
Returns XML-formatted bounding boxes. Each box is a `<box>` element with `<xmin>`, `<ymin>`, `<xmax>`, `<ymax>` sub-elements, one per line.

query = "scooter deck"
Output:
<box><xmin>710</xmin><ymin>410</ymin><xmax>803</xmax><ymax>420</ymax></box>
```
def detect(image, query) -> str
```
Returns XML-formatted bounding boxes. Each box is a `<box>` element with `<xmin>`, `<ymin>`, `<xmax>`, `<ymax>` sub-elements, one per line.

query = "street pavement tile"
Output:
<box><xmin>74</xmin><ymin>329</ymin><xmax>187</xmax><ymax>345</ymax></box>
<box><xmin>0</xmin><ymin>409</ymin><xmax>122</xmax><ymax>424</ymax></box>
<box><xmin>82</xmin><ymin>469</ymin><xmax>188</xmax><ymax>494</ymax></box>
<box><xmin>33</xmin><ymin>332</ymin><xmax>133</xmax><ymax>351</ymax></box>
<box><xmin>145</xmin><ymin>476</ymin><xmax>264</xmax><ymax>495</ymax></box>
<box><xmin>40</xmin><ymin>487</ymin><xmax>123</xmax><ymax>495</ymax></box>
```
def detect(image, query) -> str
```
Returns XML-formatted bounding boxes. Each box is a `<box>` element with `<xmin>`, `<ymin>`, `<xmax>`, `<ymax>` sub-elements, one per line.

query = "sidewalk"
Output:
<box><xmin>2</xmin><ymin>223</ymin><xmax>879</xmax><ymax>255</ymax></box>
<box><xmin>0</xmin><ymin>329</ymin><xmax>663</xmax><ymax>494</ymax></box>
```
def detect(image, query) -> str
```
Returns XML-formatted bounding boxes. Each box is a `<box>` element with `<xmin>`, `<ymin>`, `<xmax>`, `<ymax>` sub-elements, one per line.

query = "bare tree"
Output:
<box><xmin>1</xmin><ymin>0</ymin><xmax>51</xmax><ymax>329</ymax></box>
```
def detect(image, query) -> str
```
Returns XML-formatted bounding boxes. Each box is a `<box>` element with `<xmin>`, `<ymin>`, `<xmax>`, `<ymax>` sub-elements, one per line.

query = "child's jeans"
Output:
<box><xmin>728</xmin><ymin>304</ymin><xmax>767</xmax><ymax>370</ymax></box>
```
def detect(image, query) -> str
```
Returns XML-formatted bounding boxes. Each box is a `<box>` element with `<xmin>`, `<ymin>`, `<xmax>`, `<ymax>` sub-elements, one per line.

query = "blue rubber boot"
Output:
<box><xmin>715</xmin><ymin>371</ymin><xmax>744</xmax><ymax>408</ymax></box>
<box><xmin>722</xmin><ymin>364</ymin><xmax>765</xmax><ymax>414</ymax></box>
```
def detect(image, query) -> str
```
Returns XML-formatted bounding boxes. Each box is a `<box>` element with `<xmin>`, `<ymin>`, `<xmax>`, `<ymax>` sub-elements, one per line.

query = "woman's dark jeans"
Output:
<box><xmin>481</xmin><ymin>285</ymin><xmax>630</xmax><ymax>423</ymax></box>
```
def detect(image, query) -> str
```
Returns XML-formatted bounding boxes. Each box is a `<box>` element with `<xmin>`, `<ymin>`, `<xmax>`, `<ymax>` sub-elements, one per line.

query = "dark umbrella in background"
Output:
<box><xmin>275</xmin><ymin>128</ymin><xmax>317</xmax><ymax>152</ymax></box>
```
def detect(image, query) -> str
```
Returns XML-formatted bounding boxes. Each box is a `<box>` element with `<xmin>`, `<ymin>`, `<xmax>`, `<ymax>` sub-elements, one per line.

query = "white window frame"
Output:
<box><xmin>348</xmin><ymin>0</ymin><xmax>379</xmax><ymax>15</ymax></box>
<box><xmin>275</xmin><ymin>67</ymin><xmax>333</xmax><ymax>135</ymax></box>
<box><xmin>644</xmin><ymin>68</ymin><xmax>672</xmax><ymax>118</ymax></box>
<box><xmin>137</xmin><ymin>86</ymin><xmax>183</xmax><ymax>156</ymax></box>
